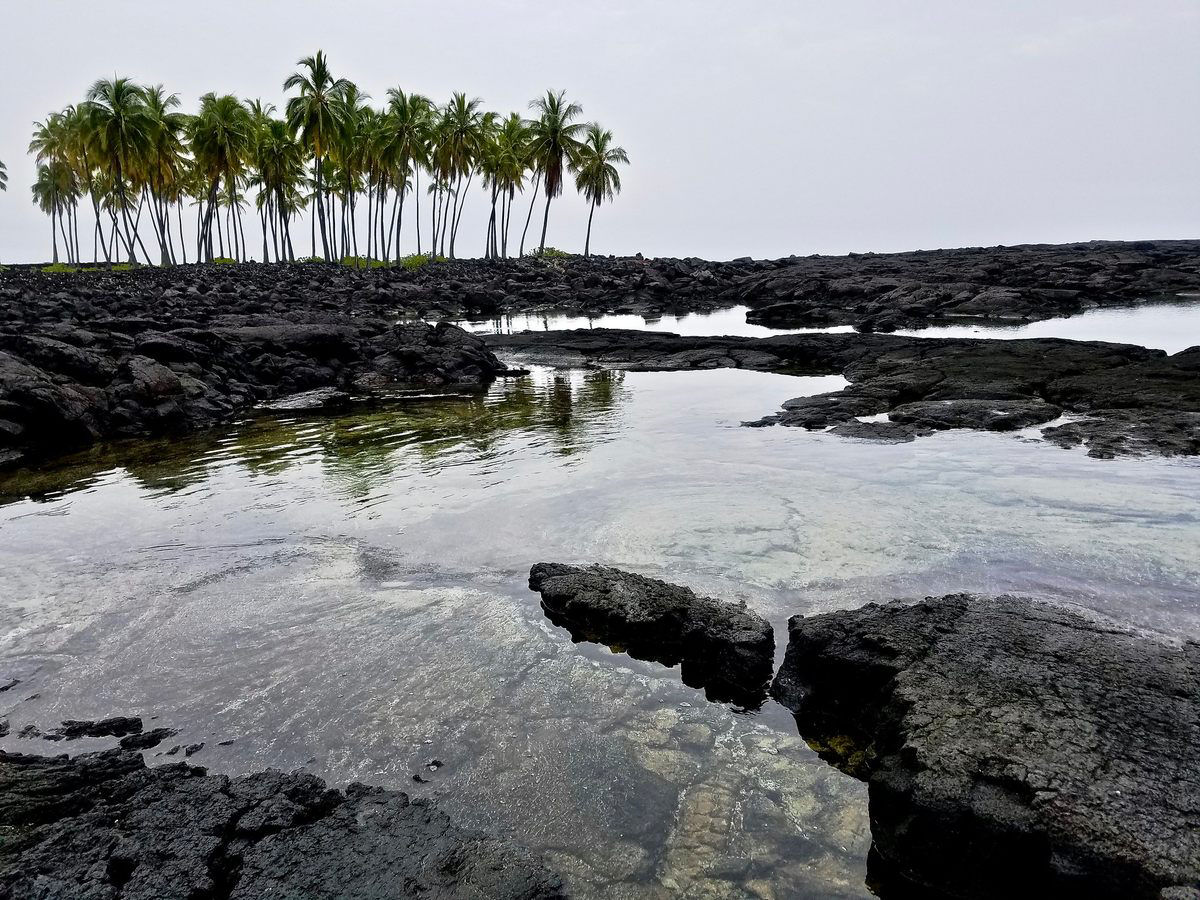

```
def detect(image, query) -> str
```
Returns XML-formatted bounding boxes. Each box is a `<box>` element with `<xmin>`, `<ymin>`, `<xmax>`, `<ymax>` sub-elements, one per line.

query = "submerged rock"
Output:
<box><xmin>0</xmin><ymin>748</ymin><xmax>565</xmax><ymax>899</ymax></box>
<box><xmin>528</xmin><ymin>562</ymin><xmax>774</xmax><ymax>706</ymax></box>
<box><xmin>770</xmin><ymin>594</ymin><xmax>1200</xmax><ymax>899</ymax></box>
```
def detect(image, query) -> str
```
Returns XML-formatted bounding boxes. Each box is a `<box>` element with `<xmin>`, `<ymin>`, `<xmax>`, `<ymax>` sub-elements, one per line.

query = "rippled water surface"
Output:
<box><xmin>458</xmin><ymin>300</ymin><xmax>1200</xmax><ymax>352</ymax></box>
<box><xmin>1</xmin><ymin>362</ymin><xmax>1197</xmax><ymax>898</ymax></box>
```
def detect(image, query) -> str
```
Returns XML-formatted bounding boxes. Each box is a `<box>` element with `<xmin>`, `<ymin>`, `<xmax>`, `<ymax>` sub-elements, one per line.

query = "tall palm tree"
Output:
<box><xmin>32</xmin><ymin>161</ymin><xmax>76</xmax><ymax>264</ymax></box>
<box><xmin>438</xmin><ymin>93</ymin><xmax>485</xmax><ymax>258</ymax></box>
<box><xmin>190</xmin><ymin>93</ymin><xmax>252</xmax><ymax>261</ymax></box>
<box><xmin>84</xmin><ymin>77</ymin><xmax>155</xmax><ymax>264</ymax></box>
<box><xmin>248</xmin><ymin>107</ymin><xmax>306</xmax><ymax>262</ymax></box>
<box><xmin>526</xmin><ymin>90</ymin><xmax>585</xmax><ymax>253</ymax></box>
<box><xmin>382</xmin><ymin>88</ymin><xmax>432</xmax><ymax>260</ymax></box>
<box><xmin>330</xmin><ymin>83</ymin><xmax>370</xmax><ymax>261</ymax></box>
<box><xmin>284</xmin><ymin>51</ymin><xmax>350</xmax><ymax>261</ymax></box>
<box><xmin>571</xmin><ymin>124</ymin><xmax>628</xmax><ymax>257</ymax></box>
<box><xmin>30</xmin><ymin>112</ymin><xmax>80</xmax><ymax>263</ymax></box>
<box><xmin>488</xmin><ymin>113</ymin><xmax>529</xmax><ymax>258</ymax></box>
<box><xmin>141</xmin><ymin>85</ymin><xmax>188</xmax><ymax>264</ymax></box>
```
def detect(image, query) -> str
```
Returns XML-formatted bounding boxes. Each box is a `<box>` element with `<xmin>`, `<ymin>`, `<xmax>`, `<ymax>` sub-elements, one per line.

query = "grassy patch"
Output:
<box><xmin>525</xmin><ymin>247</ymin><xmax>572</xmax><ymax>260</ymax></box>
<box><xmin>41</xmin><ymin>263</ymin><xmax>79</xmax><ymax>273</ymax></box>
<box><xmin>340</xmin><ymin>256</ymin><xmax>389</xmax><ymax>269</ymax></box>
<box><xmin>212</xmin><ymin>257</ymin><xmax>238</xmax><ymax>265</ymax></box>
<box><xmin>399</xmin><ymin>253</ymin><xmax>447</xmax><ymax>270</ymax></box>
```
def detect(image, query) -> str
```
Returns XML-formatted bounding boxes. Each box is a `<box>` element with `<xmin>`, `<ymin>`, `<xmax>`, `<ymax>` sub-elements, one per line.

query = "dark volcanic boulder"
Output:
<box><xmin>528</xmin><ymin>562</ymin><xmax>774</xmax><ymax>706</ymax></box>
<box><xmin>0</xmin><ymin>748</ymin><xmax>565</xmax><ymax>899</ymax></box>
<box><xmin>770</xmin><ymin>595</ymin><xmax>1200</xmax><ymax>899</ymax></box>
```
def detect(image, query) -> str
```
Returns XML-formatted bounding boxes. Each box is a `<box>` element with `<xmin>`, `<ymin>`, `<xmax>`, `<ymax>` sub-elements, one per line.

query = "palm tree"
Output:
<box><xmin>248</xmin><ymin>107</ymin><xmax>306</xmax><ymax>262</ymax></box>
<box><xmin>526</xmin><ymin>90</ymin><xmax>585</xmax><ymax>253</ymax></box>
<box><xmin>571</xmin><ymin>124</ymin><xmax>628</xmax><ymax>257</ymax></box>
<box><xmin>32</xmin><ymin>161</ymin><xmax>76</xmax><ymax>264</ymax></box>
<box><xmin>330</xmin><ymin>83</ymin><xmax>370</xmax><ymax>261</ymax></box>
<box><xmin>190</xmin><ymin>93</ymin><xmax>252</xmax><ymax>261</ymax></box>
<box><xmin>438</xmin><ymin>93</ymin><xmax>485</xmax><ymax>258</ymax></box>
<box><xmin>84</xmin><ymin>77</ymin><xmax>155</xmax><ymax>264</ymax></box>
<box><xmin>487</xmin><ymin>113</ymin><xmax>530</xmax><ymax>258</ymax></box>
<box><xmin>30</xmin><ymin>112</ymin><xmax>80</xmax><ymax>263</ymax></box>
<box><xmin>141</xmin><ymin>85</ymin><xmax>188</xmax><ymax>264</ymax></box>
<box><xmin>284</xmin><ymin>51</ymin><xmax>350</xmax><ymax>261</ymax></box>
<box><xmin>382</xmin><ymin>88</ymin><xmax>432</xmax><ymax>260</ymax></box>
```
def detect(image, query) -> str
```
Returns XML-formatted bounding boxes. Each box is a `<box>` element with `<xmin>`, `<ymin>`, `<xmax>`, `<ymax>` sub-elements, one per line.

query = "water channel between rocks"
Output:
<box><xmin>0</xmin><ymin>308</ymin><xmax>1197</xmax><ymax>898</ymax></box>
<box><xmin>454</xmin><ymin>299</ymin><xmax>1200</xmax><ymax>353</ymax></box>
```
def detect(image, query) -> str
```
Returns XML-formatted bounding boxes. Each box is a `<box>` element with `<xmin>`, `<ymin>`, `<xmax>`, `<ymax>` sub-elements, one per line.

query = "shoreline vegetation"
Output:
<box><xmin>8</xmin><ymin>50</ymin><xmax>629</xmax><ymax>269</ymax></box>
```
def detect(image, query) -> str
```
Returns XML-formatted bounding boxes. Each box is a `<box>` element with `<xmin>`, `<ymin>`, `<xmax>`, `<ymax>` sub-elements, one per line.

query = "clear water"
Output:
<box><xmin>1</xmin><ymin>364</ymin><xmax>1197</xmax><ymax>899</ymax></box>
<box><xmin>457</xmin><ymin>300</ymin><xmax>1200</xmax><ymax>353</ymax></box>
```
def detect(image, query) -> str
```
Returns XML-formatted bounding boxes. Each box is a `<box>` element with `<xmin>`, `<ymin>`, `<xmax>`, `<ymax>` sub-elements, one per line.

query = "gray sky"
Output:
<box><xmin>1</xmin><ymin>0</ymin><xmax>1196</xmax><ymax>262</ymax></box>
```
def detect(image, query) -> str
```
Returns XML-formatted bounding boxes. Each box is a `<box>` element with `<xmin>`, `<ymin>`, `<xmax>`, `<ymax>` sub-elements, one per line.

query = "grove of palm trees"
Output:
<box><xmin>21</xmin><ymin>51</ymin><xmax>628</xmax><ymax>267</ymax></box>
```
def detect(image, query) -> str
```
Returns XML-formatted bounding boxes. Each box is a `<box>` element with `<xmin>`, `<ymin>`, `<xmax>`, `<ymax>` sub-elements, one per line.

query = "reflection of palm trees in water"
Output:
<box><xmin>0</xmin><ymin>371</ymin><xmax>628</xmax><ymax>505</ymax></box>
<box><xmin>320</xmin><ymin>369</ymin><xmax>626</xmax><ymax>499</ymax></box>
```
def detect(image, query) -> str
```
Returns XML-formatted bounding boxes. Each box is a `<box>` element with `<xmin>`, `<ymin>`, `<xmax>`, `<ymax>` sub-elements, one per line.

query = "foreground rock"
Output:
<box><xmin>529</xmin><ymin>563</ymin><xmax>774</xmax><ymax>706</ymax></box>
<box><xmin>770</xmin><ymin>594</ymin><xmax>1200</xmax><ymax>899</ymax></box>
<box><xmin>490</xmin><ymin>329</ymin><xmax>1200</xmax><ymax>457</ymax></box>
<box><xmin>0</xmin><ymin>747</ymin><xmax>565</xmax><ymax>899</ymax></box>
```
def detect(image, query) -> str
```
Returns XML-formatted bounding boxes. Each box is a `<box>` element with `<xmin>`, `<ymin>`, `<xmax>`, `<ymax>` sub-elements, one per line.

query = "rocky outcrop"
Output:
<box><xmin>0</xmin><ymin>315</ymin><xmax>509</xmax><ymax>467</ymax></box>
<box><xmin>489</xmin><ymin>329</ymin><xmax>1200</xmax><ymax>457</ymax></box>
<box><xmin>0</xmin><ymin>747</ymin><xmax>565</xmax><ymax>899</ymax></box>
<box><xmin>770</xmin><ymin>595</ymin><xmax>1200</xmax><ymax>899</ymax></box>
<box><xmin>529</xmin><ymin>563</ymin><xmax>774</xmax><ymax>707</ymax></box>
<box><xmin>731</xmin><ymin>240</ymin><xmax>1200</xmax><ymax>331</ymax></box>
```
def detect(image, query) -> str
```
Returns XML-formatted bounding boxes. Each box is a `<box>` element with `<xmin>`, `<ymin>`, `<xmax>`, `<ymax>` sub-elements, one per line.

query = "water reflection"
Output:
<box><xmin>0</xmin><ymin>369</ymin><xmax>628</xmax><ymax>508</ymax></box>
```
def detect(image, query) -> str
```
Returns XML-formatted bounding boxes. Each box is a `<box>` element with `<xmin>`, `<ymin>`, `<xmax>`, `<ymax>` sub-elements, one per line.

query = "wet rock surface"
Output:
<box><xmin>770</xmin><ymin>594</ymin><xmax>1200</xmax><ymax>899</ymax></box>
<box><xmin>490</xmin><ymin>330</ymin><xmax>1200</xmax><ymax>457</ymax></box>
<box><xmin>0</xmin><ymin>747</ymin><xmax>565</xmax><ymax>899</ymax></box>
<box><xmin>529</xmin><ymin>563</ymin><xmax>774</xmax><ymax>707</ymax></box>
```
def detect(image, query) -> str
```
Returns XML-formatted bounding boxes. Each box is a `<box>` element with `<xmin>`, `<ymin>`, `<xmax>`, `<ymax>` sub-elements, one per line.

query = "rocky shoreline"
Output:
<box><xmin>489</xmin><ymin>329</ymin><xmax>1200</xmax><ymax>457</ymax></box>
<box><xmin>0</xmin><ymin>746</ymin><xmax>565</xmax><ymax>899</ymax></box>
<box><xmin>5</xmin><ymin>239</ymin><xmax>1197</xmax><ymax>331</ymax></box>
<box><xmin>1</xmin><ymin>241</ymin><xmax>1197</xmax><ymax>467</ymax></box>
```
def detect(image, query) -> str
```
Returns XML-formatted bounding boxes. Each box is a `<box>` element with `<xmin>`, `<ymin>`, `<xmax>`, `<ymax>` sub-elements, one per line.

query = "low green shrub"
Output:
<box><xmin>340</xmin><ymin>256</ymin><xmax>389</xmax><ymax>268</ymax></box>
<box><xmin>399</xmin><ymin>253</ymin><xmax>446</xmax><ymax>270</ymax></box>
<box><xmin>525</xmin><ymin>247</ymin><xmax>572</xmax><ymax>260</ymax></box>
<box><xmin>212</xmin><ymin>257</ymin><xmax>237</xmax><ymax>265</ymax></box>
<box><xmin>41</xmin><ymin>263</ymin><xmax>78</xmax><ymax>273</ymax></box>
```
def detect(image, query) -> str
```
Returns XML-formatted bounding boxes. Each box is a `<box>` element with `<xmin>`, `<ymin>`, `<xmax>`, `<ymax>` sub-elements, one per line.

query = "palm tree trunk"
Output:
<box><xmin>50</xmin><ymin>210</ymin><xmax>59</xmax><ymax>265</ymax></box>
<box><xmin>414</xmin><ymin>168</ymin><xmax>422</xmax><ymax>256</ymax></box>
<box><xmin>92</xmin><ymin>193</ymin><xmax>106</xmax><ymax>264</ymax></box>
<box><xmin>130</xmin><ymin>192</ymin><xmax>153</xmax><ymax>265</ymax></box>
<box><xmin>315</xmin><ymin>156</ymin><xmax>330</xmax><ymax>261</ymax></box>
<box><xmin>116</xmin><ymin>174</ymin><xmax>139</xmax><ymax>265</ymax></box>
<box><xmin>584</xmin><ymin>198</ymin><xmax>596</xmax><ymax>257</ymax></box>
<box><xmin>431</xmin><ymin>183</ymin><xmax>440</xmax><ymax>256</ymax></box>
<box><xmin>176</xmin><ymin>204</ymin><xmax>187</xmax><ymax>265</ymax></box>
<box><xmin>539</xmin><ymin>193</ymin><xmax>553</xmax><ymax>253</ymax></box>
<box><xmin>519</xmin><ymin>171</ymin><xmax>542</xmax><ymax>257</ymax></box>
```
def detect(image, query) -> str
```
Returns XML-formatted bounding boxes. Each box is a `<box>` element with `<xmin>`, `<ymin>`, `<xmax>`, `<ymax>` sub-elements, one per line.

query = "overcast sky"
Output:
<box><xmin>0</xmin><ymin>0</ymin><xmax>1196</xmax><ymax>263</ymax></box>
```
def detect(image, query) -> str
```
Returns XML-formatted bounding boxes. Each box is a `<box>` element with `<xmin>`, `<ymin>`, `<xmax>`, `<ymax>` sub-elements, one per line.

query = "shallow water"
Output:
<box><xmin>1</xmin><ymin>365</ymin><xmax>1197</xmax><ymax>898</ymax></box>
<box><xmin>457</xmin><ymin>300</ymin><xmax>1200</xmax><ymax>353</ymax></box>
